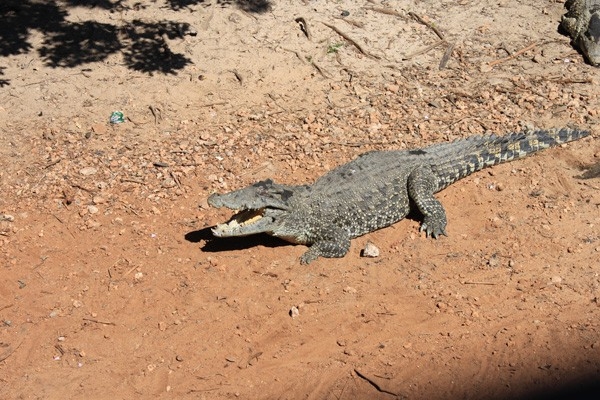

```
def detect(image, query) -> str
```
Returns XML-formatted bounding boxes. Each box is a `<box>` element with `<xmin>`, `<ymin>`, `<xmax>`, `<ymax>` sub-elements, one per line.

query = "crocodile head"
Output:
<box><xmin>207</xmin><ymin>179</ymin><xmax>299</xmax><ymax>238</ymax></box>
<box><xmin>581</xmin><ymin>7</ymin><xmax>600</xmax><ymax>65</ymax></box>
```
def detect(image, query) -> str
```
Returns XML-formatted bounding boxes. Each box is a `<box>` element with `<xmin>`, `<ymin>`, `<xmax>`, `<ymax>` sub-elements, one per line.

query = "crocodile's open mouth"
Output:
<box><xmin>226</xmin><ymin>208</ymin><xmax>265</xmax><ymax>227</ymax></box>
<box><xmin>212</xmin><ymin>208</ymin><xmax>269</xmax><ymax>237</ymax></box>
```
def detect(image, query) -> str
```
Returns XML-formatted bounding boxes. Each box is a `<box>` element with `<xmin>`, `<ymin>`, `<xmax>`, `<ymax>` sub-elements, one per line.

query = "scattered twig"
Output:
<box><xmin>408</xmin><ymin>12</ymin><xmax>445</xmax><ymax>40</ymax></box>
<box><xmin>282</xmin><ymin>47</ymin><xmax>307</xmax><ymax>63</ymax></box>
<box><xmin>311</xmin><ymin>60</ymin><xmax>332</xmax><ymax>78</ymax></box>
<box><xmin>149</xmin><ymin>105</ymin><xmax>161</xmax><ymax>125</ymax></box>
<box><xmin>230</xmin><ymin>69</ymin><xmax>243</xmax><ymax>85</ymax></box>
<box><xmin>488</xmin><ymin>42</ymin><xmax>537</xmax><ymax>67</ymax></box>
<box><xmin>200</xmin><ymin>101</ymin><xmax>228</xmax><ymax>107</ymax></box>
<box><xmin>364</xmin><ymin>6</ymin><xmax>406</xmax><ymax>19</ymax></box>
<box><xmin>461</xmin><ymin>281</ymin><xmax>497</xmax><ymax>285</ymax></box>
<box><xmin>70</xmin><ymin>182</ymin><xmax>96</xmax><ymax>193</ymax></box>
<box><xmin>170</xmin><ymin>171</ymin><xmax>182</xmax><ymax>189</ymax></box>
<box><xmin>321</xmin><ymin>22</ymin><xmax>380</xmax><ymax>59</ymax></box>
<box><xmin>121</xmin><ymin>178</ymin><xmax>145</xmax><ymax>185</ymax></box>
<box><xmin>123</xmin><ymin>264</ymin><xmax>138</xmax><ymax>277</ymax></box>
<box><xmin>354</xmin><ymin>369</ymin><xmax>399</xmax><ymax>397</ymax></box>
<box><xmin>334</xmin><ymin>17</ymin><xmax>365</xmax><ymax>28</ymax></box>
<box><xmin>403</xmin><ymin>40</ymin><xmax>447</xmax><ymax>60</ymax></box>
<box><xmin>295</xmin><ymin>17</ymin><xmax>311</xmax><ymax>40</ymax></box>
<box><xmin>246</xmin><ymin>351</ymin><xmax>263</xmax><ymax>367</ymax></box>
<box><xmin>83</xmin><ymin>318</ymin><xmax>116</xmax><ymax>326</ymax></box>
<box><xmin>439</xmin><ymin>42</ymin><xmax>455</xmax><ymax>69</ymax></box>
<box><xmin>547</xmin><ymin>76</ymin><xmax>593</xmax><ymax>84</ymax></box>
<box><xmin>43</xmin><ymin>158</ymin><xmax>62</xmax><ymax>169</ymax></box>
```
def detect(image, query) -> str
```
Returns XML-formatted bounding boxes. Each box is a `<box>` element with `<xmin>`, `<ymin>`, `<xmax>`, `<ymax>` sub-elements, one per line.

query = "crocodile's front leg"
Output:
<box><xmin>408</xmin><ymin>166</ymin><xmax>448</xmax><ymax>238</ymax></box>
<box><xmin>300</xmin><ymin>229</ymin><xmax>351</xmax><ymax>264</ymax></box>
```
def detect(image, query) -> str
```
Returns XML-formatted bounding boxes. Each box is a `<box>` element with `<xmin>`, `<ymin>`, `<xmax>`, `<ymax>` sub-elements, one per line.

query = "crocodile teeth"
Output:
<box><xmin>229</xmin><ymin>209</ymin><xmax>264</xmax><ymax>227</ymax></box>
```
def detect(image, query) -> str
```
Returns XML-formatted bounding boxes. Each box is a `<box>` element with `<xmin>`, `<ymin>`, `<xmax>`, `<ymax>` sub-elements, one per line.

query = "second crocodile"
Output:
<box><xmin>562</xmin><ymin>0</ymin><xmax>600</xmax><ymax>66</ymax></box>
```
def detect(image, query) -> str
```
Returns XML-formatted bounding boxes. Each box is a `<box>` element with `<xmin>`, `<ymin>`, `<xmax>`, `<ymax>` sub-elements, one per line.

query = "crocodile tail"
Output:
<box><xmin>432</xmin><ymin>127</ymin><xmax>590</xmax><ymax>190</ymax></box>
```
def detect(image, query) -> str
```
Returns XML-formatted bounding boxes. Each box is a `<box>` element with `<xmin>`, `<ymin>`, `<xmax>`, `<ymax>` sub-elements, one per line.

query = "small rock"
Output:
<box><xmin>289</xmin><ymin>306</ymin><xmax>299</xmax><ymax>318</ymax></box>
<box><xmin>175</xmin><ymin>355</ymin><xmax>184</xmax><ymax>362</ymax></box>
<box><xmin>92</xmin><ymin>196</ymin><xmax>106</xmax><ymax>205</ymax></box>
<box><xmin>343</xmin><ymin>286</ymin><xmax>357</xmax><ymax>294</ymax></box>
<box><xmin>551</xmin><ymin>275</ymin><xmax>562</xmax><ymax>284</ymax></box>
<box><xmin>87</xmin><ymin>205</ymin><xmax>99</xmax><ymax>214</ymax></box>
<box><xmin>80</xmin><ymin>167</ymin><xmax>98</xmax><ymax>176</ymax></box>
<box><xmin>343</xmin><ymin>348</ymin><xmax>356</xmax><ymax>356</ymax></box>
<box><xmin>487</xmin><ymin>255</ymin><xmax>500</xmax><ymax>268</ymax></box>
<box><xmin>361</xmin><ymin>242</ymin><xmax>380</xmax><ymax>258</ymax></box>
<box><xmin>0</xmin><ymin>214</ymin><xmax>15</xmax><ymax>222</ymax></box>
<box><xmin>385</xmin><ymin>84</ymin><xmax>400</xmax><ymax>93</ymax></box>
<box><xmin>162</xmin><ymin>178</ymin><xmax>176</xmax><ymax>188</ymax></box>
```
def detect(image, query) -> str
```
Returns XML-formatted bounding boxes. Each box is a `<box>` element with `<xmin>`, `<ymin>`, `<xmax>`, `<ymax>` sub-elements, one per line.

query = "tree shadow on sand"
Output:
<box><xmin>0</xmin><ymin>0</ymin><xmax>273</xmax><ymax>81</ymax></box>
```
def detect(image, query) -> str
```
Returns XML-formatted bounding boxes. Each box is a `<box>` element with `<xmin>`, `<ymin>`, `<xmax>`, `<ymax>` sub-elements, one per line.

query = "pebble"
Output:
<box><xmin>289</xmin><ymin>306</ymin><xmax>299</xmax><ymax>318</ymax></box>
<box><xmin>343</xmin><ymin>286</ymin><xmax>357</xmax><ymax>294</ymax></box>
<box><xmin>0</xmin><ymin>214</ymin><xmax>14</xmax><ymax>222</ymax></box>
<box><xmin>162</xmin><ymin>178</ymin><xmax>177</xmax><ymax>188</ymax></box>
<box><xmin>79</xmin><ymin>167</ymin><xmax>97</xmax><ymax>176</ymax></box>
<box><xmin>87</xmin><ymin>205</ymin><xmax>99</xmax><ymax>214</ymax></box>
<box><xmin>487</xmin><ymin>255</ymin><xmax>500</xmax><ymax>268</ymax></box>
<box><xmin>92</xmin><ymin>196</ymin><xmax>106</xmax><ymax>205</ymax></box>
<box><xmin>361</xmin><ymin>242</ymin><xmax>380</xmax><ymax>258</ymax></box>
<box><xmin>551</xmin><ymin>275</ymin><xmax>562</xmax><ymax>284</ymax></box>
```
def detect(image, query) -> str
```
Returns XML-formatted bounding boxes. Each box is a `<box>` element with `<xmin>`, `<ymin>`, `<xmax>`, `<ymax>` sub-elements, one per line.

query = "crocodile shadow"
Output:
<box><xmin>185</xmin><ymin>227</ymin><xmax>292</xmax><ymax>254</ymax></box>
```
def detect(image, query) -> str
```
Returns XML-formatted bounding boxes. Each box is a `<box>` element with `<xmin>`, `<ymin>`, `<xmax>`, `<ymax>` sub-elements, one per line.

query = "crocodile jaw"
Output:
<box><xmin>211</xmin><ymin>208</ymin><xmax>275</xmax><ymax>237</ymax></box>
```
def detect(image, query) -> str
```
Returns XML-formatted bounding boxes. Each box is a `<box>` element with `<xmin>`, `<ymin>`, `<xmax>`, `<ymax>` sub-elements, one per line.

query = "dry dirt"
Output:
<box><xmin>1</xmin><ymin>0</ymin><xmax>600</xmax><ymax>399</ymax></box>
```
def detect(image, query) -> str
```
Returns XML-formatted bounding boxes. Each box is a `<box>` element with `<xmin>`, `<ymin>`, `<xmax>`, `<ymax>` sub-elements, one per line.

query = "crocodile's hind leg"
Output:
<box><xmin>407</xmin><ymin>166</ymin><xmax>448</xmax><ymax>238</ymax></box>
<box><xmin>299</xmin><ymin>228</ymin><xmax>351</xmax><ymax>264</ymax></box>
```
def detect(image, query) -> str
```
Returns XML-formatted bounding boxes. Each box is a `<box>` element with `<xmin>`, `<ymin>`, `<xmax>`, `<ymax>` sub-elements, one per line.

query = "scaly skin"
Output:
<box><xmin>208</xmin><ymin>128</ymin><xmax>590</xmax><ymax>264</ymax></box>
<box><xmin>562</xmin><ymin>0</ymin><xmax>600</xmax><ymax>66</ymax></box>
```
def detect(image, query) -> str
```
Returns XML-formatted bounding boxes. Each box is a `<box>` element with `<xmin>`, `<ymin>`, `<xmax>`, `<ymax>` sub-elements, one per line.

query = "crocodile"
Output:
<box><xmin>208</xmin><ymin>128</ymin><xmax>590</xmax><ymax>264</ymax></box>
<box><xmin>561</xmin><ymin>0</ymin><xmax>600</xmax><ymax>66</ymax></box>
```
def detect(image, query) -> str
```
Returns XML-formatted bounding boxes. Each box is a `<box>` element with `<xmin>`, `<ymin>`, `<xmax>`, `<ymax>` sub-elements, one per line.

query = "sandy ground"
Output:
<box><xmin>1</xmin><ymin>0</ymin><xmax>600</xmax><ymax>399</ymax></box>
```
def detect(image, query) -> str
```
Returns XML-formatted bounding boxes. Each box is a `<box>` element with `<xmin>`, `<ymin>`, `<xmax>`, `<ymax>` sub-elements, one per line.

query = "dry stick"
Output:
<box><xmin>230</xmin><ymin>69</ymin><xmax>243</xmax><ymax>85</ymax></box>
<box><xmin>334</xmin><ymin>16</ymin><xmax>365</xmax><ymax>28</ymax></box>
<box><xmin>311</xmin><ymin>60</ymin><xmax>332</xmax><ymax>78</ymax></box>
<box><xmin>408</xmin><ymin>11</ymin><xmax>445</xmax><ymax>40</ymax></box>
<box><xmin>403</xmin><ymin>40</ymin><xmax>447</xmax><ymax>60</ymax></box>
<box><xmin>439</xmin><ymin>41</ymin><xmax>456</xmax><ymax>69</ymax></box>
<box><xmin>170</xmin><ymin>171</ymin><xmax>182</xmax><ymax>189</ymax></box>
<box><xmin>354</xmin><ymin>369</ymin><xmax>399</xmax><ymax>397</ymax></box>
<box><xmin>121</xmin><ymin>178</ymin><xmax>145</xmax><ymax>185</ymax></box>
<box><xmin>43</xmin><ymin>158</ymin><xmax>62</xmax><ymax>169</ymax></box>
<box><xmin>488</xmin><ymin>42</ymin><xmax>537</xmax><ymax>67</ymax></box>
<box><xmin>281</xmin><ymin>47</ymin><xmax>307</xmax><ymax>63</ymax></box>
<box><xmin>200</xmin><ymin>101</ymin><xmax>228</xmax><ymax>107</ymax></box>
<box><xmin>321</xmin><ymin>22</ymin><xmax>381</xmax><ymax>59</ymax></box>
<box><xmin>83</xmin><ymin>318</ymin><xmax>116</xmax><ymax>326</ymax></box>
<box><xmin>364</xmin><ymin>5</ymin><xmax>406</xmax><ymax>19</ymax></box>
